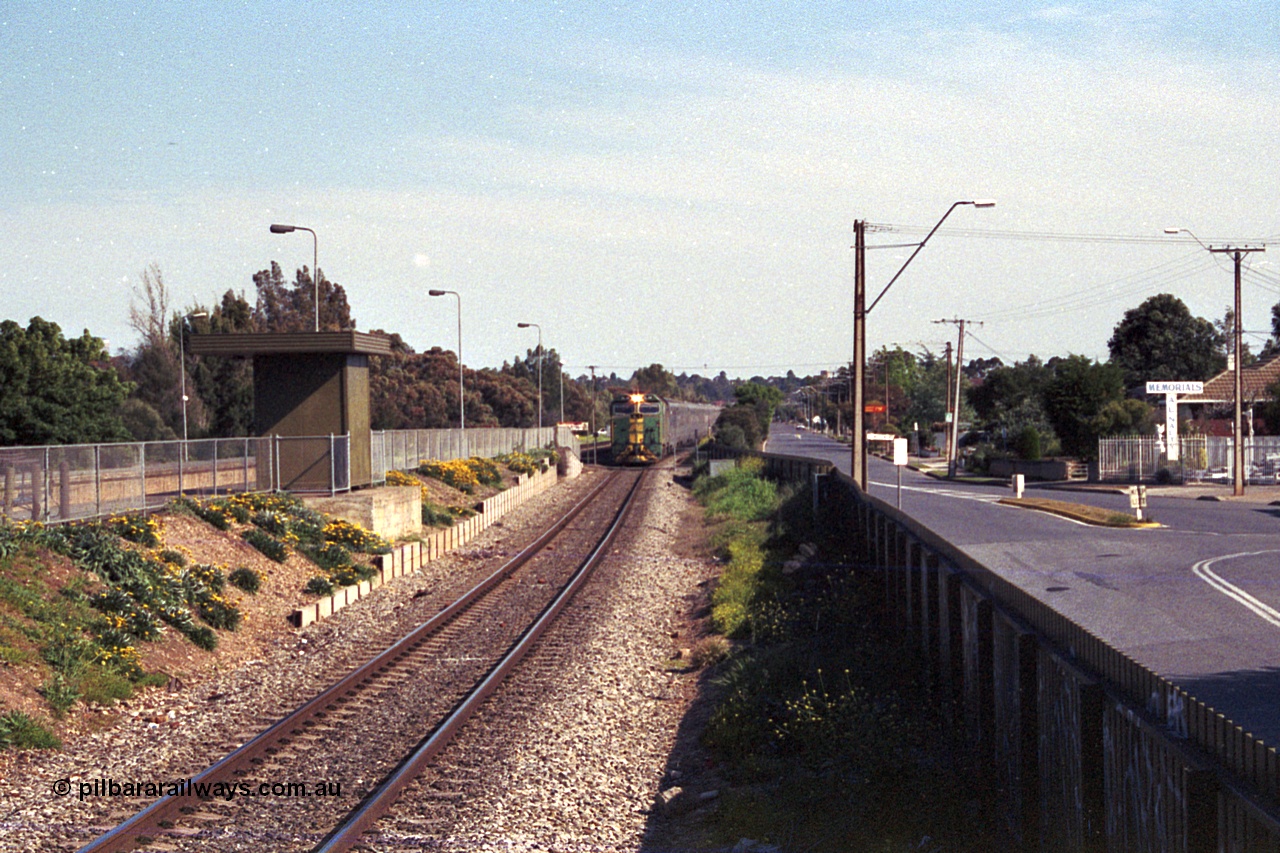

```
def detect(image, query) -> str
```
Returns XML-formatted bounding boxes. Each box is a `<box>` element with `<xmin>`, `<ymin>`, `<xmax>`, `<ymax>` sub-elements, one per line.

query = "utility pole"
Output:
<box><xmin>852</xmin><ymin>220</ymin><xmax>867</xmax><ymax>489</ymax></box>
<box><xmin>588</xmin><ymin>365</ymin><xmax>598</xmax><ymax>465</ymax></box>
<box><xmin>850</xmin><ymin>201</ymin><xmax>992</xmax><ymax>491</ymax></box>
<box><xmin>935</xmin><ymin>318</ymin><xmax>982</xmax><ymax>478</ymax></box>
<box><xmin>1212</xmin><ymin>246</ymin><xmax>1264</xmax><ymax>495</ymax></box>
<box><xmin>883</xmin><ymin>349</ymin><xmax>890</xmax><ymax>428</ymax></box>
<box><xmin>943</xmin><ymin>341</ymin><xmax>952</xmax><ymax>466</ymax></box>
<box><xmin>1163</xmin><ymin>228</ymin><xmax>1264</xmax><ymax>496</ymax></box>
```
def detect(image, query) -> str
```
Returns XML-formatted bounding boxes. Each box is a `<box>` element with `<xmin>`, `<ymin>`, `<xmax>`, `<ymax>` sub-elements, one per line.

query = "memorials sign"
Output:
<box><xmin>1145</xmin><ymin>381</ymin><xmax>1203</xmax><ymax>462</ymax></box>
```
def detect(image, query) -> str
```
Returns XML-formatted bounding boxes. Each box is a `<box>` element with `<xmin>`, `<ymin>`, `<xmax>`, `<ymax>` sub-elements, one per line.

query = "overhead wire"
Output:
<box><xmin>860</xmin><ymin>223</ymin><xmax>1278</xmax><ymax>362</ymax></box>
<box><xmin>868</xmin><ymin>223</ymin><xmax>1275</xmax><ymax>247</ymax></box>
<box><xmin>961</xmin><ymin>329</ymin><xmax>1015</xmax><ymax>364</ymax></box>
<box><xmin>972</xmin><ymin>251</ymin><xmax>1216</xmax><ymax>323</ymax></box>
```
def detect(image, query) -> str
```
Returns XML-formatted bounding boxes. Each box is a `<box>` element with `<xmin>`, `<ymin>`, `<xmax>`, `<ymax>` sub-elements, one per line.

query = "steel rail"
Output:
<box><xmin>77</xmin><ymin>469</ymin><xmax>626</xmax><ymax>853</ymax></box>
<box><xmin>314</xmin><ymin>469</ymin><xmax>647</xmax><ymax>851</ymax></box>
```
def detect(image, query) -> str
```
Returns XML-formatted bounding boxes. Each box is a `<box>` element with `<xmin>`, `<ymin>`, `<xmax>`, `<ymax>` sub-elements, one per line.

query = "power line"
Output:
<box><xmin>869</xmin><ymin>224</ymin><xmax>1275</xmax><ymax>247</ymax></box>
<box><xmin>974</xmin><ymin>251</ymin><xmax>1216</xmax><ymax>323</ymax></box>
<box><xmin>963</xmin><ymin>329</ymin><xmax>1014</xmax><ymax>363</ymax></box>
<box><xmin>564</xmin><ymin>362</ymin><xmax>846</xmax><ymax>374</ymax></box>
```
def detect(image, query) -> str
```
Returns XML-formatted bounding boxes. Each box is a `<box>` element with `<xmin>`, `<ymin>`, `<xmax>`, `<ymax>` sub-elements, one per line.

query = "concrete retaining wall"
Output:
<box><xmin>302</xmin><ymin>485</ymin><xmax>422</xmax><ymax>541</ymax></box>
<box><xmin>713</xmin><ymin>446</ymin><xmax>1280</xmax><ymax>849</ymax></box>
<box><xmin>829</xmin><ymin>469</ymin><xmax>1280</xmax><ymax>851</ymax></box>
<box><xmin>290</xmin><ymin>466</ymin><xmax>558</xmax><ymax>628</ymax></box>
<box><xmin>989</xmin><ymin>458</ymin><xmax>1079</xmax><ymax>481</ymax></box>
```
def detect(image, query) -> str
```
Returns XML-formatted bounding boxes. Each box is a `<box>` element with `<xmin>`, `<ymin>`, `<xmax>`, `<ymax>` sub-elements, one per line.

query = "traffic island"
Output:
<box><xmin>997</xmin><ymin>496</ymin><xmax>1162</xmax><ymax>528</ymax></box>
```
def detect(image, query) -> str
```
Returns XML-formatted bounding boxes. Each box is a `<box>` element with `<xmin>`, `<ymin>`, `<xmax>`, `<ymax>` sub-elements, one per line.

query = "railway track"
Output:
<box><xmin>78</xmin><ymin>467</ymin><xmax>647</xmax><ymax>853</ymax></box>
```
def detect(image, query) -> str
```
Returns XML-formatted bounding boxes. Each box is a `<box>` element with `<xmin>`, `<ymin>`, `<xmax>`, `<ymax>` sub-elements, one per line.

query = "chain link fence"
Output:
<box><xmin>0</xmin><ymin>434</ymin><xmax>352</xmax><ymax>524</ymax></box>
<box><xmin>371</xmin><ymin>426</ymin><xmax>578</xmax><ymax>481</ymax></box>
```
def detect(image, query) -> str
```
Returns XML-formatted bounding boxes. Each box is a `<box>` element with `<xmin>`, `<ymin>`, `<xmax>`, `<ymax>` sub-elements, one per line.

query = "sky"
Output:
<box><xmin>3</xmin><ymin>2</ymin><xmax>1279</xmax><ymax>380</ymax></box>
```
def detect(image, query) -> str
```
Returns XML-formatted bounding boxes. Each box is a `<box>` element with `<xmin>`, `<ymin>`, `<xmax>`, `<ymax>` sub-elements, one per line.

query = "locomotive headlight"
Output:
<box><xmin>629</xmin><ymin>393</ymin><xmax>645</xmax><ymax>404</ymax></box>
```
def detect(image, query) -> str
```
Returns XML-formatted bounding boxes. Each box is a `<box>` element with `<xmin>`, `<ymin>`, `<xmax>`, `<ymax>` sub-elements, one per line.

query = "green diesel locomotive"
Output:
<box><xmin>611</xmin><ymin>392</ymin><xmax>669</xmax><ymax>465</ymax></box>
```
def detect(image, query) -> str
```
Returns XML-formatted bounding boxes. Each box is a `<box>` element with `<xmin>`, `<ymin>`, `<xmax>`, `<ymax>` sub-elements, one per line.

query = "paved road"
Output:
<box><xmin>770</xmin><ymin>427</ymin><xmax>1280</xmax><ymax>744</ymax></box>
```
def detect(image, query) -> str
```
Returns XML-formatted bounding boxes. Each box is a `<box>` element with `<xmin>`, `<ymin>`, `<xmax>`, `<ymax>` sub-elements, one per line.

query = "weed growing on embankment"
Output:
<box><xmin>688</xmin><ymin>460</ymin><xmax>995</xmax><ymax>851</ymax></box>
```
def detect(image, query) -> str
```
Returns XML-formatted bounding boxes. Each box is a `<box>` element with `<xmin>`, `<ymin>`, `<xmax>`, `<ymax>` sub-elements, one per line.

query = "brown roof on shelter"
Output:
<box><xmin>1177</xmin><ymin>354</ymin><xmax>1280</xmax><ymax>404</ymax></box>
<box><xmin>186</xmin><ymin>331</ymin><xmax>393</xmax><ymax>357</ymax></box>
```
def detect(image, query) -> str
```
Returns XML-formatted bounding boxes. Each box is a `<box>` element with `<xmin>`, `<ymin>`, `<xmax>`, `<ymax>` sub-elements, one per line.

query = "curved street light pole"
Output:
<box><xmin>179</xmin><ymin>311</ymin><xmax>209</xmax><ymax>443</ymax></box>
<box><xmin>852</xmin><ymin>200</ymin><xmax>994</xmax><ymax>489</ymax></box>
<box><xmin>1165</xmin><ymin>227</ymin><xmax>1264</xmax><ymax>496</ymax></box>
<box><xmin>269</xmin><ymin>224</ymin><xmax>319</xmax><ymax>331</ymax></box>
<box><xmin>518</xmin><ymin>322</ymin><xmax>542</xmax><ymax>431</ymax></box>
<box><xmin>428</xmin><ymin>290</ymin><xmax>464</xmax><ymax>433</ymax></box>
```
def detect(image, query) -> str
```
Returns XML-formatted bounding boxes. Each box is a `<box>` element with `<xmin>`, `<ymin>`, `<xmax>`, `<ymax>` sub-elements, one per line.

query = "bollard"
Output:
<box><xmin>1012</xmin><ymin>473</ymin><xmax>1025</xmax><ymax>499</ymax></box>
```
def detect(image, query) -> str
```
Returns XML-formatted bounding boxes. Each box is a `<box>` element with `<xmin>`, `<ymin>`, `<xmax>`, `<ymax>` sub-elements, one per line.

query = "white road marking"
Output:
<box><xmin>1192</xmin><ymin>551</ymin><xmax>1280</xmax><ymax>627</ymax></box>
<box><xmin>868</xmin><ymin>480</ymin><xmax>1002</xmax><ymax>503</ymax></box>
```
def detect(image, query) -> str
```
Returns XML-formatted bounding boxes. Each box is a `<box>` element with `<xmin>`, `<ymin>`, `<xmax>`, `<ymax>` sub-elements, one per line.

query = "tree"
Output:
<box><xmin>714</xmin><ymin>404</ymin><xmax>763</xmax><ymax>450</ymax></box>
<box><xmin>1108</xmin><ymin>294</ymin><xmax>1225</xmax><ymax>388</ymax></box>
<box><xmin>897</xmin><ymin>349</ymin><xmax>954</xmax><ymax>447</ymax></box>
<box><xmin>0</xmin><ymin>318</ymin><xmax>131</xmax><ymax>446</ymax></box>
<box><xmin>1042</xmin><ymin>356</ymin><xmax>1126</xmax><ymax>459</ymax></box>
<box><xmin>629</xmin><ymin>364</ymin><xmax>680</xmax><ymax>398</ymax></box>
<box><xmin>733</xmin><ymin>382</ymin><xmax>784</xmax><ymax>439</ymax></box>
<box><xmin>124</xmin><ymin>264</ymin><xmax>186</xmax><ymax>435</ymax></box>
<box><xmin>1214</xmin><ymin>306</ymin><xmax>1256</xmax><ymax>368</ymax></box>
<box><xmin>119</xmin><ymin>398</ymin><xmax>177</xmax><ymax>442</ymax></box>
<box><xmin>1090</xmin><ymin>398</ymin><xmax>1154</xmax><ymax>437</ymax></box>
<box><xmin>187</xmin><ymin>290</ymin><xmax>258</xmax><ymax>437</ymax></box>
<box><xmin>252</xmin><ymin>261</ymin><xmax>354</xmax><ymax>332</ymax></box>
<box><xmin>967</xmin><ymin>356</ymin><xmax>1057</xmax><ymax>451</ymax></box>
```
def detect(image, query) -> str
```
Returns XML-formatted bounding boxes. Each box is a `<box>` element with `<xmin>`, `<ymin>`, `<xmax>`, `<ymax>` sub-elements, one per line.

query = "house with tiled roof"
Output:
<box><xmin>1169</xmin><ymin>353</ymin><xmax>1280</xmax><ymax>433</ymax></box>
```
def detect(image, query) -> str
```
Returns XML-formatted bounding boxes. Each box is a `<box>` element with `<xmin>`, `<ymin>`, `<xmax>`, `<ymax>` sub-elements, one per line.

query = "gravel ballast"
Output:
<box><xmin>0</xmin><ymin>467</ymin><xmax>717</xmax><ymax>852</ymax></box>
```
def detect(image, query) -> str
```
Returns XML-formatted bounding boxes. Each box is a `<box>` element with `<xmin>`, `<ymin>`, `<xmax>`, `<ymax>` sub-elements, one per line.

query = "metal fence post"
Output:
<box><xmin>212</xmin><ymin>438</ymin><xmax>219</xmax><ymax>496</ymax></box>
<box><xmin>329</xmin><ymin>434</ymin><xmax>336</xmax><ymax>497</ymax></box>
<box><xmin>59</xmin><ymin>459</ymin><xmax>71</xmax><ymax>520</ymax></box>
<box><xmin>94</xmin><ymin>445</ymin><xmax>101</xmax><ymax>517</ymax></box>
<box><xmin>4</xmin><ymin>463</ymin><xmax>15</xmax><ymax>518</ymax></box>
<box><xmin>42</xmin><ymin>447</ymin><xmax>50</xmax><ymax>521</ymax></box>
<box><xmin>138</xmin><ymin>443</ymin><xmax>147</xmax><ymax>511</ymax></box>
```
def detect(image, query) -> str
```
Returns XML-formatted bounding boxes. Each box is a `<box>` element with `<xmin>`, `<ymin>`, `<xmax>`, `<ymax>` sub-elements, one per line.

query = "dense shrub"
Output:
<box><xmin>228</xmin><ymin>567</ymin><xmax>261</xmax><ymax>594</ymax></box>
<box><xmin>422</xmin><ymin>502</ymin><xmax>455</xmax><ymax>527</ymax></box>
<box><xmin>694</xmin><ymin>460</ymin><xmax>778</xmax><ymax>522</ymax></box>
<box><xmin>0</xmin><ymin>710</ymin><xmax>60</xmax><ymax>750</ymax></box>
<box><xmin>242</xmin><ymin>528</ymin><xmax>288</xmax><ymax>563</ymax></box>
<box><xmin>418</xmin><ymin>459</ymin><xmax>479</xmax><ymax>492</ymax></box>
<box><xmin>323</xmin><ymin>520</ymin><xmax>389</xmax><ymax>554</ymax></box>
<box><xmin>304</xmin><ymin>576</ymin><xmax>335</xmax><ymax>596</ymax></box>
<box><xmin>1015</xmin><ymin>425</ymin><xmax>1042</xmax><ymax>461</ymax></box>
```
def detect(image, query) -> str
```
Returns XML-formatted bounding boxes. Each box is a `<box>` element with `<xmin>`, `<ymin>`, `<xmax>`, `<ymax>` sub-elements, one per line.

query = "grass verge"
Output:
<box><xmin>998</xmin><ymin>496</ymin><xmax>1159</xmax><ymax>527</ymax></box>
<box><xmin>679</xmin><ymin>458</ymin><xmax>996</xmax><ymax>851</ymax></box>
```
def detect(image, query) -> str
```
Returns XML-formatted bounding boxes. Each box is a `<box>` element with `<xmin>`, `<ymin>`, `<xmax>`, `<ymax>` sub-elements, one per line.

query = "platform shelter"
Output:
<box><xmin>187</xmin><ymin>331</ymin><xmax>392</xmax><ymax>490</ymax></box>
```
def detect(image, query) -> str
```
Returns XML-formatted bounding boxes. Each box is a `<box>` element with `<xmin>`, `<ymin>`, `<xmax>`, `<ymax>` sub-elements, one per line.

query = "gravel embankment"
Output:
<box><xmin>0</xmin><ymin>467</ymin><xmax>718</xmax><ymax>852</ymax></box>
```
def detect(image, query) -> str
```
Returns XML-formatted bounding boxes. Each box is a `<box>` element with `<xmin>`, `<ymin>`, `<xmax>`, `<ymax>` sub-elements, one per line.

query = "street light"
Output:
<box><xmin>428</xmin><ymin>290</ymin><xmax>464</xmax><ymax>435</ymax></box>
<box><xmin>797</xmin><ymin>386</ymin><xmax>821</xmax><ymax>429</ymax></box>
<box><xmin>1164</xmin><ymin>227</ymin><xmax>1265</xmax><ymax>496</ymax></box>
<box><xmin>851</xmin><ymin>200</ymin><xmax>994</xmax><ymax>488</ymax></box>
<box><xmin>269</xmin><ymin>223</ymin><xmax>319</xmax><ymax>331</ymax></box>
<box><xmin>179</xmin><ymin>311</ymin><xmax>208</xmax><ymax>443</ymax></box>
<box><xmin>517</xmin><ymin>322</ymin><xmax>543</xmax><ymax>430</ymax></box>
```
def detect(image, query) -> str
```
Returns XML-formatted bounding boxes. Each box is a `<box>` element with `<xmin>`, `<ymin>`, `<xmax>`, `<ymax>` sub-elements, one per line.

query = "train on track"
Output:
<box><xmin>609</xmin><ymin>392</ymin><xmax>719</xmax><ymax>465</ymax></box>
